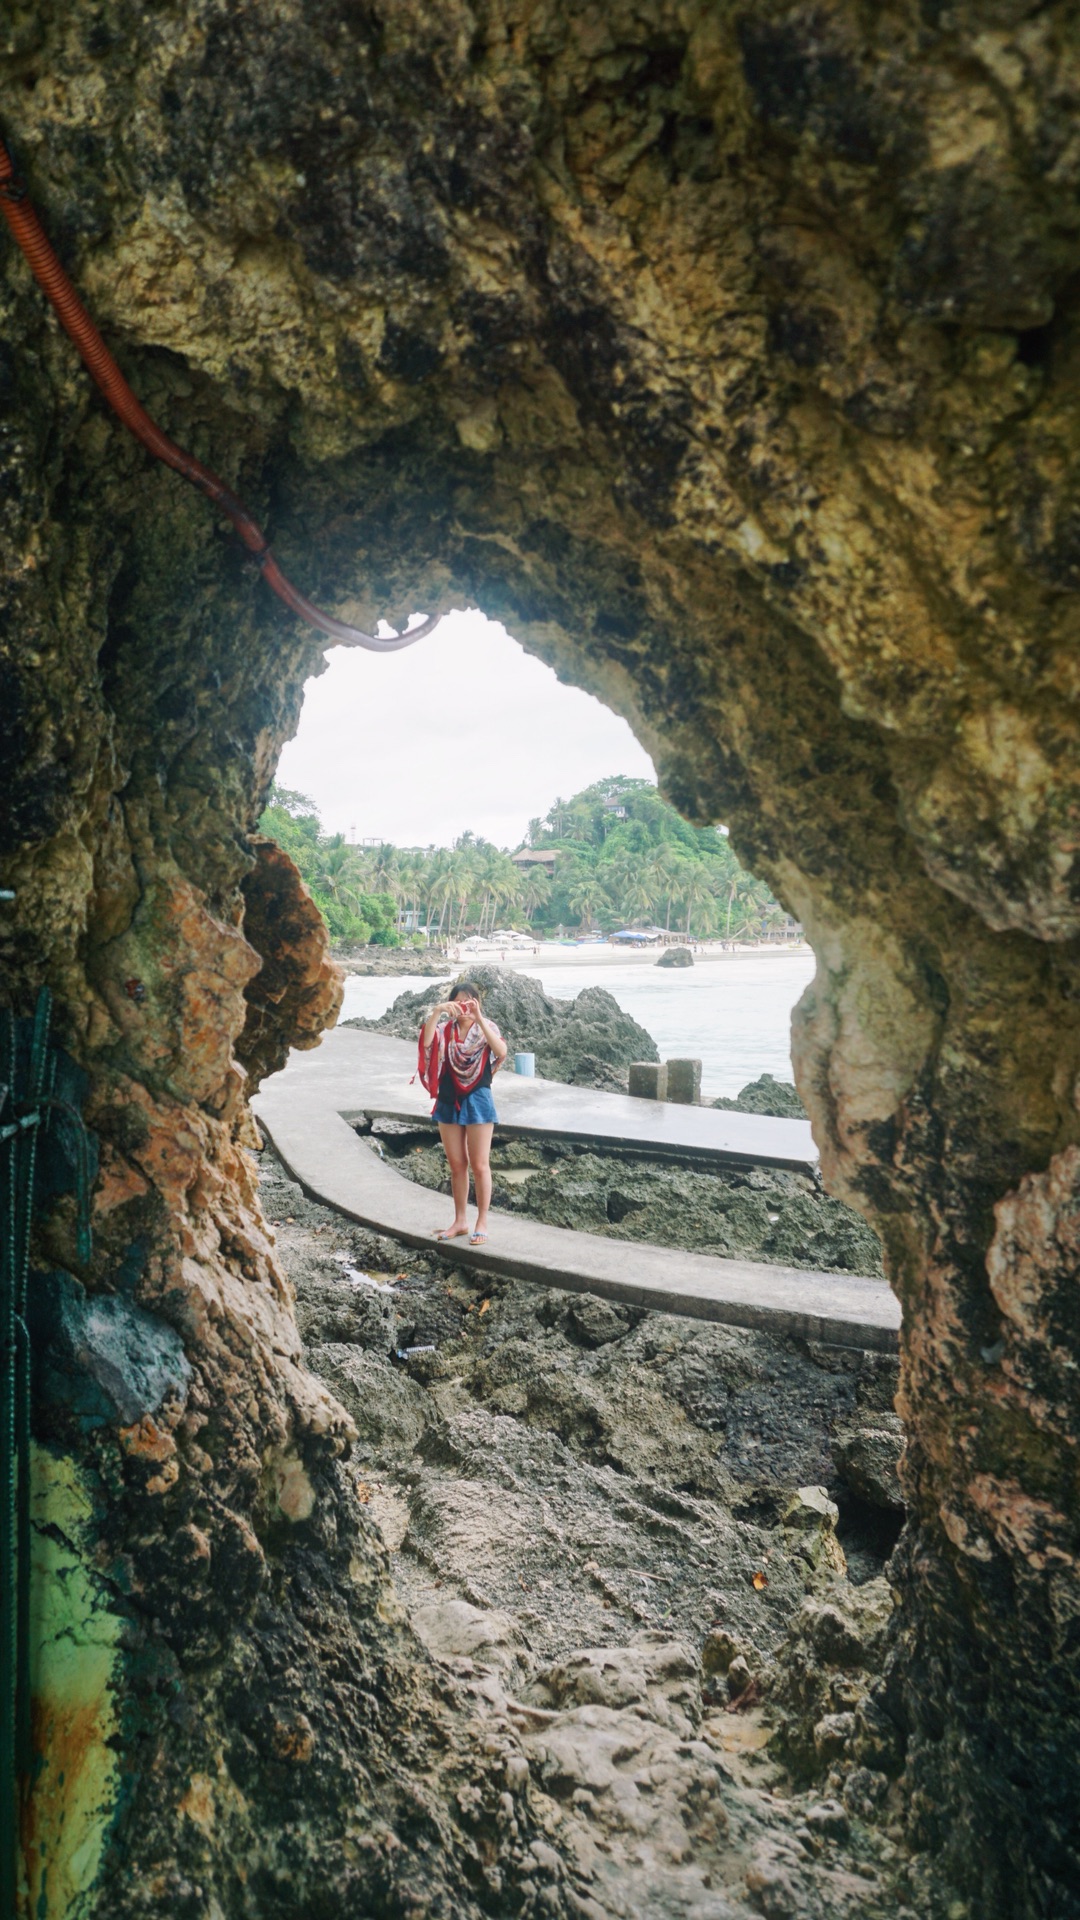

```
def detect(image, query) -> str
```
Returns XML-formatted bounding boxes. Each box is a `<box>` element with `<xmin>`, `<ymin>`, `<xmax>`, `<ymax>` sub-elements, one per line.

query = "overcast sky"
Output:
<box><xmin>275</xmin><ymin>607</ymin><xmax>656</xmax><ymax>848</ymax></box>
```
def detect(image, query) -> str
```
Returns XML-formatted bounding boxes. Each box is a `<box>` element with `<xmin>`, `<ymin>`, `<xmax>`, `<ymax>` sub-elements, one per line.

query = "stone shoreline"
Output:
<box><xmin>335</xmin><ymin>941</ymin><xmax>813</xmax><ymax>977</ymax></box>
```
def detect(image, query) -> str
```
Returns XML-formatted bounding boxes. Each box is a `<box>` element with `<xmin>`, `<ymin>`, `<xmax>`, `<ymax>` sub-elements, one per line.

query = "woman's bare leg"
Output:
<box><xmin>465</xmin><ymin>1122</ymin><xmax>494</xmax><ymax>1233</ymax></box>
<box><xmin>437</xmin><ymin>1122</ymin><xmax>470</xmax><ymax>1235</ymax></box>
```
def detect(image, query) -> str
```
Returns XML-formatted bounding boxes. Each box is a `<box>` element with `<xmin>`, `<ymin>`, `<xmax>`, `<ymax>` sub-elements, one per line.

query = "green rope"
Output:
<box><xmin>14</xmin><ymin>993</ymin><xmax>50</xmax><ymax>1792</ymax></box>
<box><xmin>1</xmin><ymin>1007</ymin><xmax>20</xmax><ymax>1920</ymax></box>
<box><xmin>0</xmin><ymin>988</ymin><xmax>94</xmax><ymax>1915</ymax></box>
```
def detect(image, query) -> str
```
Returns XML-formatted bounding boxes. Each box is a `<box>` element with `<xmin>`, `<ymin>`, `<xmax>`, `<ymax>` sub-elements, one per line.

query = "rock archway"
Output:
<box><xmin>2</xmin><ymin>3</ymin><xmax>1078</xmax><ymax>1914</ymax></box>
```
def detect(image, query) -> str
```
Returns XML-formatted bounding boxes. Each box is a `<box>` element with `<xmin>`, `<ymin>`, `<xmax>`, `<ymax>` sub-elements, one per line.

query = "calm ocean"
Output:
<box><xmin>338</xmin><ymin>949</ymin><xmax>817</xmax><ymax>1099</ymax></box>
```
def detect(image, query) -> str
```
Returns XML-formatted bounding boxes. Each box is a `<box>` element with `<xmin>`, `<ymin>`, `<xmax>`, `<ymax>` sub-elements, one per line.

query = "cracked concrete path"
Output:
<box><xmin>254</xmin><ymin>1029</ymin><xmax>900</xmax><ymax>1353</ymax></box>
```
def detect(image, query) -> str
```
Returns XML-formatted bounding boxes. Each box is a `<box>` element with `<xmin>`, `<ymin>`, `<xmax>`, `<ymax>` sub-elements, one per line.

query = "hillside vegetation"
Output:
<box><xmin>260</xmin><ymin>775</ymin><xmax>783</xmax><ymax>947</ymax></box>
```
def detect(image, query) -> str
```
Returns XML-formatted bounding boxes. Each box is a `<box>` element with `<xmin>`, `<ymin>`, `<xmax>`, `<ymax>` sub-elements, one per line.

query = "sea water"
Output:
<box><xmin>338</xmin><ymin>949</ymin><xmax>817</xmax><ymax>1099</ymax></box>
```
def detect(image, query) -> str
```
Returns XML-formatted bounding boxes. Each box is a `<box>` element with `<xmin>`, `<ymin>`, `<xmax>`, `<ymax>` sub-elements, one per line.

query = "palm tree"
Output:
<box><xmin>396</xmin><ymin>850</ymin><xmax>425</xmax><ymax>934</ymax></box>
<box><xmin>597</xmin><ymin>849</ymin><xmax>642</xmax><ymax>923</ymax></box>
<box><xmin>311</xmin><ymin>838</ymin><xmax>362</xmax><ymax>911</ymax></box>
<box><xmin>426</xmin><ymin>851</ymin><xmax>457</xmax><ymax>941</ymax></box>
<box><xmin>721</xmin><ymin>870</ymin><xmax>760</xmax><ymax>939</ymax></box>
<box><xmin>647</xmin><ymin>843</ymin><xmax>686</xmax><ymax>931</ymax></box>
<box><xmin>449</xmin><ymin>847</ymin><xmax>479</xmax><ymax>938</ymax></box>
<box><xmin>476</xmin><ymin>847</ymin><xmax>515</xmax><ymax>935</ymax></box>
<box><xmin>621</xmin><ymin>870</ymin><xmax>657</xmax><ymax>924</ymax></box>
<box><xmin>485</xmin><ymin>851</ymin><xmax>523</xmax><ymax>932</ymax></box>
<box><xmin>371</xmin><ymin>844</ymin><xmax>399</xmax><ymax>896</ymax></box>
<box><xmin>680</xmin><ymin>867</ymin><xmax>715</xmax><ymax>938</ymax></box>
<box><xmin>567</xmin><ymin>872</ymin><xmax>607</xmax><ymax>930</ymax></box>
<box><xmin>521</xmin><ymin>866</ymin><xmax>550</xmax><ymax>923</ymax></box>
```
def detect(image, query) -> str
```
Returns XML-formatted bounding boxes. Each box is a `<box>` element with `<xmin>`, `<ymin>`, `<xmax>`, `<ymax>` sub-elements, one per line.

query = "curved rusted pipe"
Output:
<box><xmin>0</xmin><ymin>136</ymin><xmax>438</xmax><ymax>652</ymax></box>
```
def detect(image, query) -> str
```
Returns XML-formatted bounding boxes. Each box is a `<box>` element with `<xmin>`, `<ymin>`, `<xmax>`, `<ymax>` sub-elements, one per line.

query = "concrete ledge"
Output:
<box><xmin>254</xmin><ymin>1034</ymin><xmax>900</xmax><ymax>1355</ymax></box>
<box><xmin>293</xmin><ymin>1029</ymin><xmax>820</xmax><ymax>1173</ymax></box>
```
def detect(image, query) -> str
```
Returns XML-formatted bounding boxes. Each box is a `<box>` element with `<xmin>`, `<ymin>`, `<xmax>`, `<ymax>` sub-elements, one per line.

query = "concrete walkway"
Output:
<box><xmin>320</xmin><ymin>1029</ymin><xmax>819</xmax><ymax>1172</ymax></box>
<box><xmin>254</xmin><ymin>1030</ymin><xmax>900</xmax><ymax>1354</ymax></box>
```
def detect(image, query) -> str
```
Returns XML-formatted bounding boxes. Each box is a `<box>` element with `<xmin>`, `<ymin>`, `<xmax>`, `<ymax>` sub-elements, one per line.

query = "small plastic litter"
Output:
<box><xmin>396</xmin><ymin>1345</ymin><xmax>436</xmax><ymax>1359</ymax></box>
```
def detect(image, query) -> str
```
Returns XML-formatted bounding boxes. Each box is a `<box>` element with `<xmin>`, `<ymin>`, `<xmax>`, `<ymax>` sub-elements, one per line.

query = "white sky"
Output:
<box><xmin>275</xmin><ymin>607</ymin><xmax>656</xmax><ymax>848</ymax></box>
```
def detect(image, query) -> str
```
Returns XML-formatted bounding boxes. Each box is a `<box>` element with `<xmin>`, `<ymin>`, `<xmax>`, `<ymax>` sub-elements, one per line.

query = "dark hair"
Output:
<box><xmin>451</xmin><ymin>979</ymin><xmax>483</xmax><ymax>1004</ymax></box>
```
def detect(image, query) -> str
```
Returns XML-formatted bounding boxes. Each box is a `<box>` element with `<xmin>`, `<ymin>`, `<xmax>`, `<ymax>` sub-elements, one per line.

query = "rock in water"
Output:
<box><xmin>344</xmin><ymin>966</ymin><xmax>659</xmax><ymax>1092</ymax></box>
<box><xmin>656</xmin><ymin>945</ymin><xmax>693</xmax><ymax>967</ymax></box>
<box><xmin>714</xmin><ymin>1074</ymin><xmax>807</xmax><ymax>1119</ymax></box>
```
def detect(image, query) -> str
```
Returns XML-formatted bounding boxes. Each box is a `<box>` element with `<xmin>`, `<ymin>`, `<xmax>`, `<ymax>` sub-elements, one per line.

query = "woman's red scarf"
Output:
<box><xmin>417</xmin><ymin>1013</ymin><xmax>503</xmax><ymax>1111</ymax></box>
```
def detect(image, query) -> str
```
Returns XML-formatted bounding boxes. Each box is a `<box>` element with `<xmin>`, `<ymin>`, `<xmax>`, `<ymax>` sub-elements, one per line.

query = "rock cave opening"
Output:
<box><xmin>3</xmin><ymin>4</ymin><xmax>1080</xmax><ymax>1917</ymax></box>
<box><xmin>271</xmin><ymin>600</ymin><xmax>656</xmax><ymax>859</ymax></box>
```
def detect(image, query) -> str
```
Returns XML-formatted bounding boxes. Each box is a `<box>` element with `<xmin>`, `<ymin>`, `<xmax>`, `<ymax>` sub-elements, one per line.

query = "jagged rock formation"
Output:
<box><xmin>347</xmin><ymin>964</ymin><xmax>660</xmax><ymax>1089</ymax></box>
<box><xmin>714</xmin><ymin>1074</ymin><xmax>807</xmax><ymax>1119</ymax></box>
<box><xmin>237</xmin><ymin>835</ymin><xmax>344</xmax><ymax>1091</ymax></box>
<box><xmin>2</xmin><ymin>3</ymin><xmax>1079</xmax><ymax>1914</ymax></box>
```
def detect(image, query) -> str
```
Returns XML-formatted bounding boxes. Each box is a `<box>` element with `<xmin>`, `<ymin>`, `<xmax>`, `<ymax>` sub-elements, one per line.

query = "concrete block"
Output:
<box><xmin>666</xmin><ymin>1058</ymin><xmax>702</xmax><ymax>1105</ymax></box>
<box><xmin>628</xmin><ymin>1060</ymin><xmax>668</xmax><ymax>1101</ymax></box>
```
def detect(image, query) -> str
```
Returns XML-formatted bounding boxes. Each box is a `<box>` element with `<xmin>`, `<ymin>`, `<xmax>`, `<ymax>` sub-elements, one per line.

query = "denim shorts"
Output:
<box><xmin>432</xmin><ymin>1085</ymin><xmax>498</xmax><ymax>1127</ymax></box>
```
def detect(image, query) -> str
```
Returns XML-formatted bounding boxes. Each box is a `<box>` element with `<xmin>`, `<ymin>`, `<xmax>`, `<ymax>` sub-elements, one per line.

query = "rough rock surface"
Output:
<box><xmin>2</xmin><ymin>2</ymin><xmax>1080</xmax><ymax>1912</ymax></box>
<box><xmin>267</xmin><ymin>1148</ymin><xmax>916</xmax><ymax>1915</ymax></box>
<box><xmin>715</xmin><ymin>1075</ymin><xmax>808</xmax><ymax>1120</ymax></box>
<box><xmin>339</xmin><ymin>947</ymin><xmax>454</xmax><ymax>977</ymax></box>
<box><xmin>374</xmin><ymin>1125</ymin><xmax>886</xmax><ymax>1278</ymax></box>
<box><xmin>347</xmin><ymin>966</ymin><xmax>660</xmax><ymax>1091</ymax></box>
<box><xmin>237</xmin><ymin>835</ymin><xmax>344</xmax><ymax>1092</ymax></box>
<box><xmin>832</xmin><ymin>1417</ymin><xmax>905</xmax><ymax>1515</ymax></box>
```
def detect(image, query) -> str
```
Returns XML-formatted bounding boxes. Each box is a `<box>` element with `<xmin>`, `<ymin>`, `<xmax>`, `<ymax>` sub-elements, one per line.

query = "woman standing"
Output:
<box><xmin>417</xmin><ymin>982</ymin><xmax>507</xmax><ymax>1245</ymax></box>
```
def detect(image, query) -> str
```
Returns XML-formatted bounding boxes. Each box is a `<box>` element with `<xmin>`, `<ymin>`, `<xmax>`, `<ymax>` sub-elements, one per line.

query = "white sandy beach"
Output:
<box><xmin>441</xmin><ymin>938</ymin><xmax>812</xmax><ymax>971</ymax></box>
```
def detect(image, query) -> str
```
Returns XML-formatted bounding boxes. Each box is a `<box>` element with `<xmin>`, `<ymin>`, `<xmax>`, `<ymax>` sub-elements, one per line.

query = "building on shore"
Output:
<box><xmin>511</xmin><ymin>846</ymin><xmax>558</xmax><ymax>876</ymax></box>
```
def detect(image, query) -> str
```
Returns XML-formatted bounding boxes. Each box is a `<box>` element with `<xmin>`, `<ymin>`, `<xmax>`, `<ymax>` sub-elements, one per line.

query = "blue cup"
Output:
<box><xmin>513</xmin><ymin>1052</ymin><xmax>535</xmax><ymax>1076</ymax></box>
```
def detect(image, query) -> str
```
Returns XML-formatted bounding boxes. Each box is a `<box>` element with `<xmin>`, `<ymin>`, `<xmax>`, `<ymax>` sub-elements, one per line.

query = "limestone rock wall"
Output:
<box><xmin>238</xmin><ymin>836</ymin><xmax>344</xmax><ymax>1092</ymax></box>
<box><xmin>2</xmin><ymin>3</ymin><xmax>1079</xmax><ymax>1914</ymax></box>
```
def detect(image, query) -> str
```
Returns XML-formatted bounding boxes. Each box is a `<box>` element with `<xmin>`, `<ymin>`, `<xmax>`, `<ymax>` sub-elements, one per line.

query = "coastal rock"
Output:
<box><xmin>768</xmin><ymin>1578</ymin><xmax>899</xmax><ymax>1784</ymax></box>
<box><xmin>411</xmin><ymin>1598</ymin><xmax>527</xmax><ymax>1679</ymax></box>
<box><xmin>270</xmin><ymin>1151</ymin><xmax>907</xmax><ymax>1916</ymax></box>
<box><xmin>378</xmin><ymin>1138</ymin><xmax>887</xmax><ymax>1280</ymax></box>
<box><xmin>238</xmin><ymin>836</ymin><xmax>344</xmax><ymax>1093</ymax></box>
<box><xmin>346</xmin><ymin>966</ymin><xmax>659</xmax><ymax>1092</ymax></box>
<box><xmin>523</xmin><ymin>1636</ymin><xmax>701</xmax><ymax>1733</ymax></box>
<box><xmin>782</xmin><ymin>1487</ymin><xmax>848</xmax><ymax>1576</ymax></box>
<box><xmin>339</xmin><ymin>948</ymin><xmax>453</xmax><ymax>978</ymax></box>
<box><xmin>657</xmin><ymin>946</ymin><xmax>693</xmax><ymax>968</ymax></box>
<box><xmin>5</xmin><ymin>0</ymin><xmax>1080</xmax><ymax>1906</ymax></box>
<box><xmin>566</xmin><ymin>1294</ymin><xmax>635</xmax><ymax>1348</ymax></box>
<box><xmin>833</xmin><ymin>1416</ymin><xmax>906</xmax><ymax>1513</ymax></box>
<box><xmin>304</xmin><ymin>1344</ymin><xmax>432</xmax><ymax>1461</ymax></box>
<box><xmin>29</xmin><ymin>1268</ymin><xmax>193</xmax><ymax>1432</ymax></box>
<box><xmin>715</xmin><ymin>1076</ymin><xmax>808</xmax><ymax>1121</ymax></box>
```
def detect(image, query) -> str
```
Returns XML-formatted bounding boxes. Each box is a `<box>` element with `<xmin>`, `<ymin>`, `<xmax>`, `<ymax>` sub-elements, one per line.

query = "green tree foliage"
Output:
<box><xmin>258</xmin><ymin>787</ymin><xmax>401</xmax><ymax>946</ymax></box>
<box><xmin>526</xmin><ymin>776</ymin><xmax>778</xmax><ymax>935</ymax></box>
<box><xmin>258</xmin><ymin>775</ymin><xmax>782</xmax><ymax>948</ymax></box>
